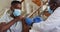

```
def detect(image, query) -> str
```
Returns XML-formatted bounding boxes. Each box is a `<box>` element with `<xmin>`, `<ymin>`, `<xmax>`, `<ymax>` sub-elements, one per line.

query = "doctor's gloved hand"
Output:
<box><xmin>25</xmin><ymin>16</ymin><xmax>43</xmax><ymax>26</ymax></box>
<box><xmin>33</xmin><ymin>16</ymin><xmax>43</xmax><ymax>23</ymax></box>
<box><xmin>25</xmin><ymin>17</ymin><xmax>33</xmax><ymax>26</ymax></box>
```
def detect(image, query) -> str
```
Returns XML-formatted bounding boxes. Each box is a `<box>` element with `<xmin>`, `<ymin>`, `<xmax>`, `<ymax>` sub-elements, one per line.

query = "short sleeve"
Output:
<box><xmin>0</xmin><ymin>9</ymin><xmax>9</xmax><ymax>23</ymax></box>
<box><xmin>0</xmin><ymin>13</ymin><xmax>11</xmax><ymax>23</ymax></box>
<box><xmin>0</xmin><ymin>15</ymin><xmax>7</xmax><ymax>23</ymax></box>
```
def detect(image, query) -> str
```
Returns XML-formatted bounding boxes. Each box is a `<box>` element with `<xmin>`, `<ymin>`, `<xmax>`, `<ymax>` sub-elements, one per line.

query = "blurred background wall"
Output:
<box><xmin>0</xmin><ymin>0</ymin><xmax>13</xmax><ymax>11</ymax></box>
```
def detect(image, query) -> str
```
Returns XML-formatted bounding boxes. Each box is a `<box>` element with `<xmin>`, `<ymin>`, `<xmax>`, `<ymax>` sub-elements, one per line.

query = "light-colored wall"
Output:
<box><xmin>22</xmin><ymin>0</ymin><xmax>40</xmax><ymax>16</ymax></box>
<box><xmin>0</xmin><ymin>0</ymin><xmax>13</xmax><ymax>11</ymax></box>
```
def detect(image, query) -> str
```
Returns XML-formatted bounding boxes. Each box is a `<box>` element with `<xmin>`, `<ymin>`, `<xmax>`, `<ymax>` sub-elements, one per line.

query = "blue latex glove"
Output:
<box><xmin>33</xmin><ymin>16</ymin><xmax>43</xmax><ymax>23</ymax></box>
<box><xmin>25</xmin><ymin>17</ymin><xmax>33</xmax><ymax>26</ymax></box>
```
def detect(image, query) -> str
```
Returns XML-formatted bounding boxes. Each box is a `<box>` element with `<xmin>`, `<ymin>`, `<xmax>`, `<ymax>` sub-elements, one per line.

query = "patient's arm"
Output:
<box><xmin>0</xmin><ymin>18</ymin><xmax>18</xmax><ymax>32</ymax></box>
<box><xmin>0</xmin><ymin>16</ymin><xmax>23</xmax><ymax>32</ymax></box>
<box><xmin>21</xmin><ymin>18</ymin><xmax>30</xmax><ymax>32</ymax></box>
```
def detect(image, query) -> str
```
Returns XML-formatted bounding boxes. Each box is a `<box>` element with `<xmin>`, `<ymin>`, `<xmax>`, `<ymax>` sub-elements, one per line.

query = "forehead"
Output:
<box><xmin>11</xmin><ymin>4</ymin><xmax>21</xmax><ymax>9</ymax></box>
<box><xmin>49</xmin><ymin>0</ymin><xmax>60</xmax><ymax>7</ymax></box>
<box><xmin>12</xmin><ymin>3</ymin><xmax>21</xmax><ymax>6</ymax></box>
<box><xmin>56</xmin><ymin>0</ymin><xmax>60</xmax><ymax>4</ymax></box>
<box><xmin>49</xmin><ymin>0</ymin><xmax>60</xmax><ymax>4</ymax></box>
<box><xmin>49</xmin><ymin>0</ymin><xmax>55</xmax><ymax>4</ymax></box>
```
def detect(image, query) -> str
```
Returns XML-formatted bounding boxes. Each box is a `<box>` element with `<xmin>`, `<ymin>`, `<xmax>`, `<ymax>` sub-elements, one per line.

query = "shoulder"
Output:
<box><xmin>0</xmin><ymin>9</ymin><xmax>11</xmax><ymax>23</ymax></box>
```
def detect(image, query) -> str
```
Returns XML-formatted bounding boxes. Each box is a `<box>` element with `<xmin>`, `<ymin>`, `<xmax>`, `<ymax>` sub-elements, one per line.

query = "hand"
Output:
<box><xmin>16</xmin><ymin>16</ymin><xmax>30</xmax><ymax>32</ymax></box>
<box><xmin>15</xmin><ymin>16</ymin><xmax>25</xmax><ymax>21</ymax></box>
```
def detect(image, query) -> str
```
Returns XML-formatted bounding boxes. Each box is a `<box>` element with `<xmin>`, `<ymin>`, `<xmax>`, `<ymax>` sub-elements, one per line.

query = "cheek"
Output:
<box><xmin>16</xmin><ymin>5</ymin><xmax>21</xmax><ymax>9</ymax></box>
<box><xmin>50</xmin><ymin>5</ymin><xmax>56</xmax><ymax>10</ymax></box>
<box><xmin>15</xmin><ymin>6</ymin><xmax>21</xmax><ymax>9</ymax></box>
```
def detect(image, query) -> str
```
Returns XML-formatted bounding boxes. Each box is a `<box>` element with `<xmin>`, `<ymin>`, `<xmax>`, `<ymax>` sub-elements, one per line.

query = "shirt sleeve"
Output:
<box><xmin>29</xmin><ymin>21</ymin><xmax>54</xmax><ymax>32</ymax></box>
<box><xmin>0</xmin><ymin>9</ymin><xmax>10</xmax><ymax>23</ymax></box>
<box><xmin>0</xmin><ymin>14</ymin><xmax>7</xmax><ymax>23</ymax></box>
<box><xmin>10</xmin><ymin>21</ymin><xmax>22</xmax><ymax>32</ymax></box>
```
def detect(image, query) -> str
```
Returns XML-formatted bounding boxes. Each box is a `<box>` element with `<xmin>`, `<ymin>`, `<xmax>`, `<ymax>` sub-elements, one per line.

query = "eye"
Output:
<box><xmin>53</xmin><ymin>2</ymin><xmax>57</xmax><ymax>6</ymax></box>
<box><xmin>54</xmin><ymin>4</ymin><xmax>56</xmax><ymax>6</ymax></box>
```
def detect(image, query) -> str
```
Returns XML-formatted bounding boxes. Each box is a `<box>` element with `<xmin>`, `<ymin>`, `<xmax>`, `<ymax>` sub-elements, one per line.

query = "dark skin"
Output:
<box><xmin>42</xmin><ymin>0</ymin><xmax>60</xmax><ymax>19</ymax></box>
<box><xmin>43</xmin><ymin>0</ymin><xmax>60</xmax><ymax>18</ymax></box>
<box><xmin>49</xmin><ymin>0</ymin><xmax>60</xmax><ymax>11</ymax></box>
<box><xmin>0</xmin><ymin>1</ymin><xmax>29</xmax><ymax>32</ymax></box>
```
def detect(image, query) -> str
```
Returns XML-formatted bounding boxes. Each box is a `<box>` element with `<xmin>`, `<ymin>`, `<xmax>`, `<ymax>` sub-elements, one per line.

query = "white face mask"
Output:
<box><xmin>13</xmin><ymin>9</ymin><xmax>22</xmax><ymax>17</ymax></box>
